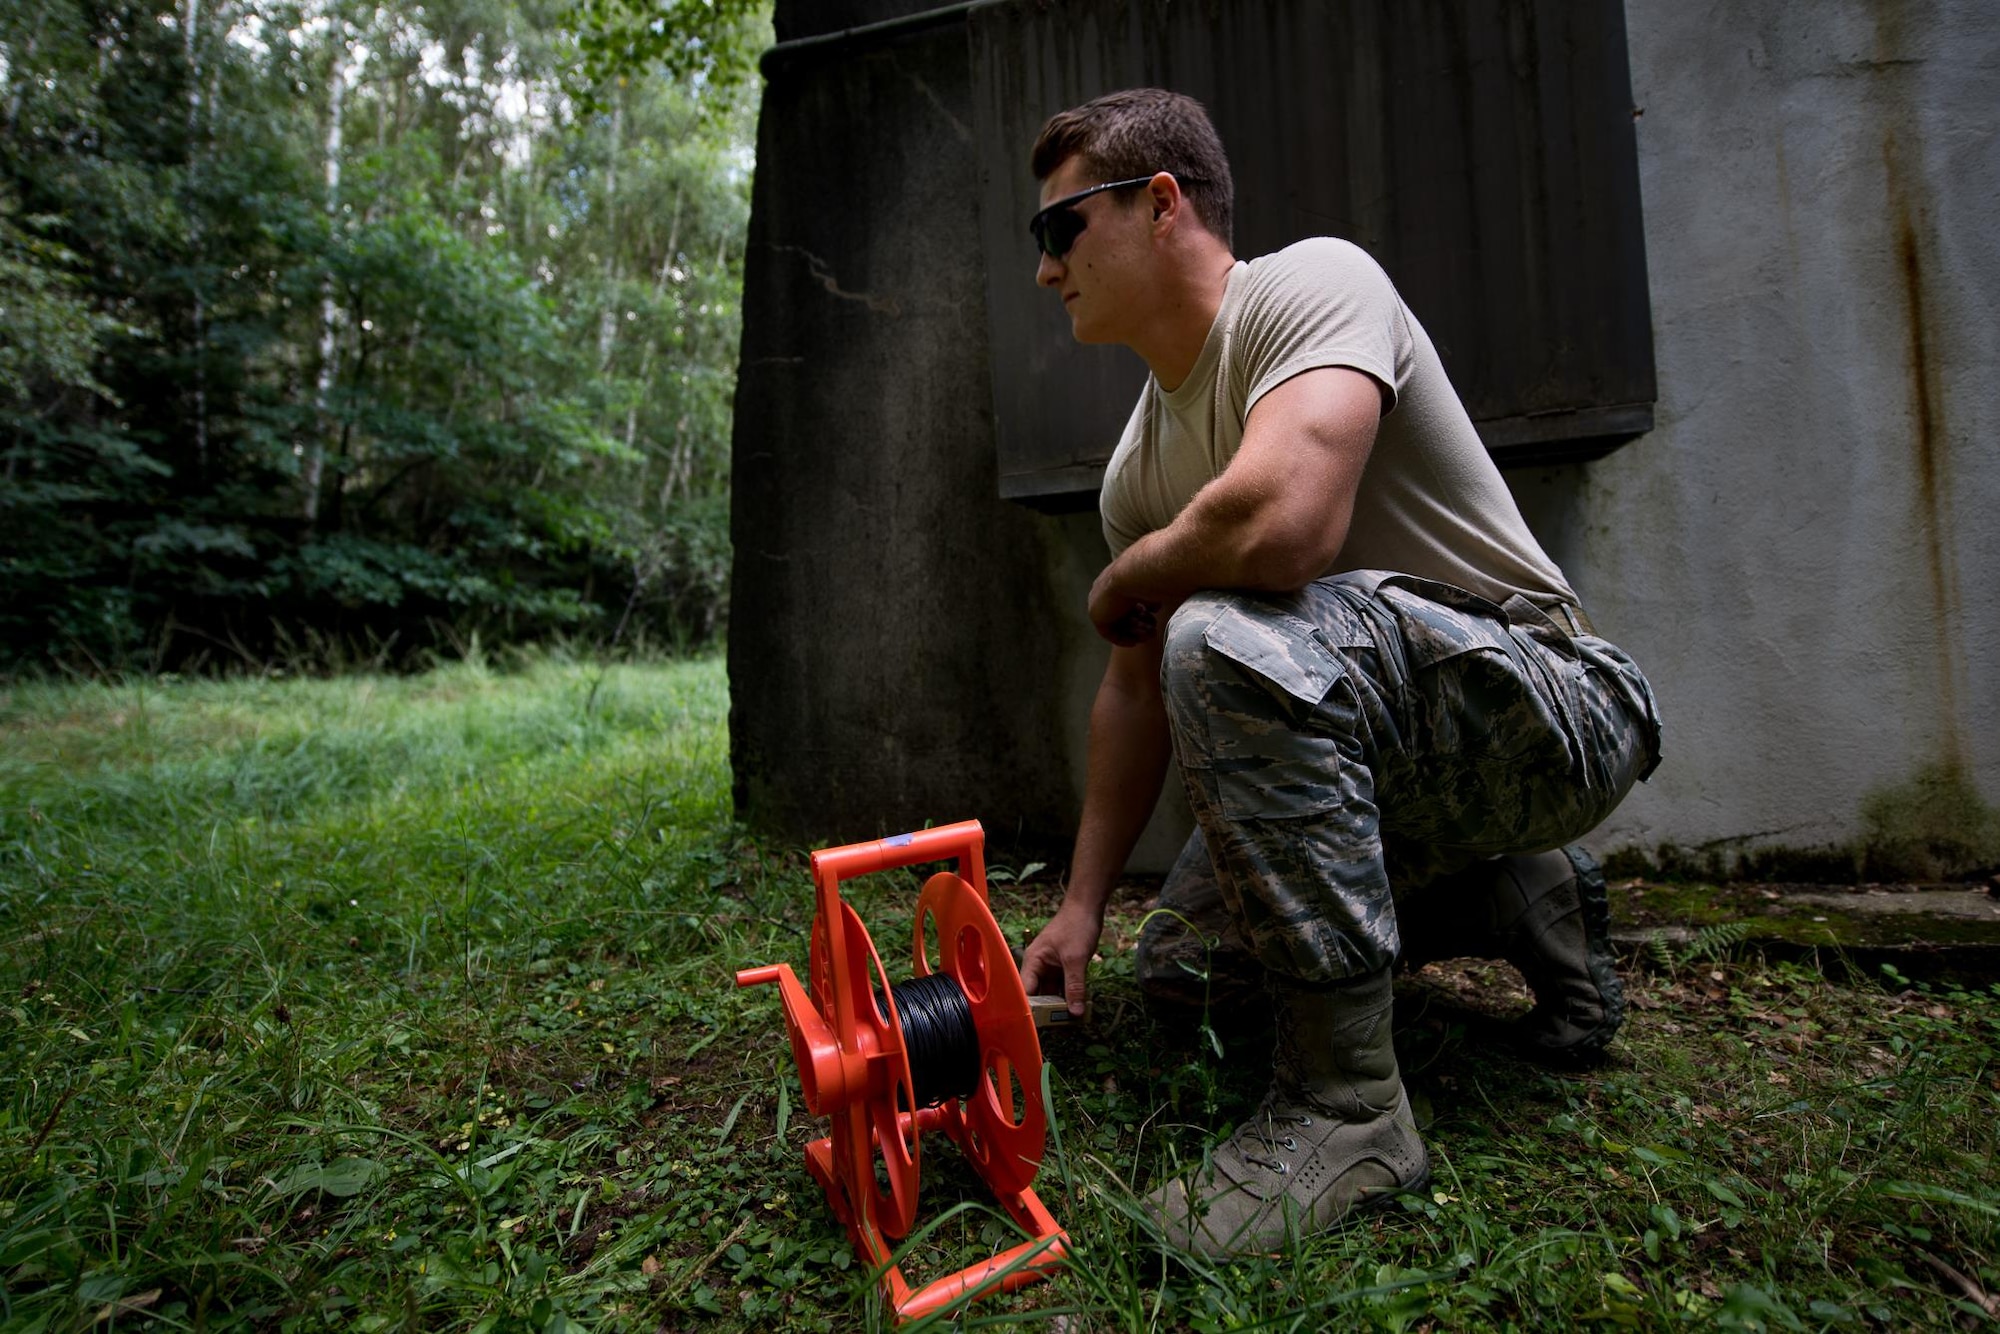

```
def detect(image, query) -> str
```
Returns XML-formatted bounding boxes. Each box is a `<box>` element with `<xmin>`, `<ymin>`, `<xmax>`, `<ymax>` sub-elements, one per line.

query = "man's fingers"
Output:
<box><xmin>1106</xmin><ymin>609</ymin><xmax>1158</xmax><ymax>646</ymax></box>
<box><xmin>1090</xmin><ymin>585</ymin><xmax>1161</xmax><ymax>646</ymax></box>
<box><xmin>1017</xmin><ymin>947</ymin><xmax>1045</xmax><ymax>994</ymax></box>
<box><xmin>1064</xmin><ymin>960</ymin><xmax>1089</xmax><ymax>1016</ymax></box>
<box><xmin>1022</xmin><ymin>948</ymin><xmax>1086</xmax><ymax>1015</ymax></box>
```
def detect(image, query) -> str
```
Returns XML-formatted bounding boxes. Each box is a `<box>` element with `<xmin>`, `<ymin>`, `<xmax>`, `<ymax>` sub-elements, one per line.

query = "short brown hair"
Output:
<box><xmin>1031</xmin><ymin>89</ymin><xmax>1234</xmax><ymax>248</ymax></box>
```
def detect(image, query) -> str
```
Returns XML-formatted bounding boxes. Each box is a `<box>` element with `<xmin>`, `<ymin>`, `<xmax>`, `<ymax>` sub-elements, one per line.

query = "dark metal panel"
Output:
<box><xmin>768</xmin><ymin>1</ymin><xmax>987</xmax><ymax>61</ymax></box>
<box><xmin>971</xmin><ymin>0</ymin><xmax>1655</xmax><ymax>502</ymax></box>
<box><xmin>730</xmin><ymin>17</ymin><xmax>1084</xmax><ymax>852</ymax></box>
<box><xmin>773</xmin><ymin>0</ymin><xmax>967</xmax><ymax>45</ymax></box>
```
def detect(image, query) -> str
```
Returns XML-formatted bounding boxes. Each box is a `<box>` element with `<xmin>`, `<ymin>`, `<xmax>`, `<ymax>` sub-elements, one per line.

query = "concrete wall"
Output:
<box><xmin>1508</xmin><ymin>0</ymin><xmax>1999</xmax><ymax>874</ymax></box>
<box><xmin>731</xmin><ymin>0</ymin><xmax>2000</xmax><ymax>876</ymax></box>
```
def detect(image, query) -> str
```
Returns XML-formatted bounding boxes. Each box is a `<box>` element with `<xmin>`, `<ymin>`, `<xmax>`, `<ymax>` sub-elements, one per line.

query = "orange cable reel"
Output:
<box><xmin>735</xmin><ymin>819</ymin><xmax>1069</xmax><ymax>1321</ymax></box>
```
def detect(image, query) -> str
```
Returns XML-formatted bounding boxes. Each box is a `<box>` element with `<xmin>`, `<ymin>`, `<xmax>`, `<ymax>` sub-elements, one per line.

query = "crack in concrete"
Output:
<box><xmin>771</xmin><ymin>245</ymin><xmax>902</xmax><ymax>316</ymax></box>
<box><xmin>1687</xmin><ymin>823</ymin><xmax>1820</xmax><ymax>851</ymax></box>
<box><xmin>896</xmin><ymin>60</ymin><xmax>973</xmax><ymax>143</ymax></box>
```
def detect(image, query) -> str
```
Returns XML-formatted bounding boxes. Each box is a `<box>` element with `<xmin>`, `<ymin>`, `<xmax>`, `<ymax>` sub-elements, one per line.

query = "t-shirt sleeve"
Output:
<box><xmin>1098</xmin><ymin>393</ymin><xmax>1152</xmax><ymax>557</ymax></box>
<box><xmin>1235</xmin><ymin>239</ymin><xmax>1409</xmax><ymax>415</ymax></box>
<box><xmin>1101</xmin><ymin>487</ymin><xmax>1147</xmax><ymax>559</ymax></box>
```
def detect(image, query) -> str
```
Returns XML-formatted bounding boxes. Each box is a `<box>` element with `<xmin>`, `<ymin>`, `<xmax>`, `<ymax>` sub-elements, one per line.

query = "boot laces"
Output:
<box><xmin>1236</xmin><ymin>1107</ymin><xmax>1315</xmax><ymax>1173</ymax></box>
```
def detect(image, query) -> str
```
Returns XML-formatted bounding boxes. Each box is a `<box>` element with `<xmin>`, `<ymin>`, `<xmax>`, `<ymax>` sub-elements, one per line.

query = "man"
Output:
<box><xmin>1014</xmin><ymin>89</ymin><xmax>1663</xmax><ymax>1256</ymax></box>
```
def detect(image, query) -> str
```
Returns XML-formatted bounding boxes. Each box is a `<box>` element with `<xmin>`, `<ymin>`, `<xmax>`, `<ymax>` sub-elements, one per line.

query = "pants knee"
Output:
<box><xmin>1160</xmin><ymin>590</ymin><xmax>1267</xmax><ymax>716</ymax></box>
<box><xmin>1162</xmin><ymin>591</ymin><xmax>1223</xmax><ymax>678</ymax></box>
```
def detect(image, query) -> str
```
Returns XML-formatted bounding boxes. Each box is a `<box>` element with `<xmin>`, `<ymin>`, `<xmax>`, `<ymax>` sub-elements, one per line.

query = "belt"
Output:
<box><xmin>1551</xmin><ymin>603</ymin><xmax>1596</xmax><ymax>638</ymax></box>
<box><xmin>1498</xmin><ymin>590</ymin><xmax>1598</xmax><ymax>640</ymax></box>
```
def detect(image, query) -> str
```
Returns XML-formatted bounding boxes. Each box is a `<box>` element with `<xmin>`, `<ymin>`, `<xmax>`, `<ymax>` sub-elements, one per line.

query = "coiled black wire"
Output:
<box><xmin>875</xmin><ymin>971</ymin><xmax>981</xmax><ymax>1108</ymax></box>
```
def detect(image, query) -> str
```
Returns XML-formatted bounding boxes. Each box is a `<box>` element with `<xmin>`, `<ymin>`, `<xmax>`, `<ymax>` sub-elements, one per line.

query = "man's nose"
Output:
<box><xmin>1035</xmin><ymin>251</ymin><xmax>1064</xmax><ymax>288</ymax></box>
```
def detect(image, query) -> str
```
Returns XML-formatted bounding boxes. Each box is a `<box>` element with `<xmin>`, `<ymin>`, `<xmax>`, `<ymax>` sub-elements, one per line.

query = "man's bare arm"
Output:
<box><xmin>1023</xmin><ymin>367</ymin><xmax>1381</xmax><ymax>1004</ymax></box>
<box><xmin>1088</xmin><ymin>366</ymin><xmax>1384</xmax><ymax>642</ymax></box>
<box><xmin>1018</xmin><ymin>636</ymin><xmax>1170</xmax><ymax>1014</ymax></box>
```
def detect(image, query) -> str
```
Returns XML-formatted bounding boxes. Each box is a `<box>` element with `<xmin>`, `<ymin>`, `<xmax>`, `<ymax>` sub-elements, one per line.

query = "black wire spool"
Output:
<box><xmin>875</xmin><ymin>970</ymin><xmax>982</xmax><ymax>1109</ymax></box>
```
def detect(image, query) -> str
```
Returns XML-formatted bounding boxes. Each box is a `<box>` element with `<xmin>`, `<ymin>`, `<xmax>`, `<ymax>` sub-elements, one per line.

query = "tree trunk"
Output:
<box><xmin>625</xmin><ymin>191</ymin><xmax>682</xmax><ymax>452</ymax></box>
<box><xmin>185</xmin><ymin>0</ymin><xmax>208</xmax><ymax>474</ymax></box>
<box><xmin>595</xmin><ymin>92</ymin><xmax>624</xmax><ymax>373</ymax></box>
<box><xmin>305</xmin><ymin>39</ymin><xmax>348</xmax><ymax>525</ymax></box>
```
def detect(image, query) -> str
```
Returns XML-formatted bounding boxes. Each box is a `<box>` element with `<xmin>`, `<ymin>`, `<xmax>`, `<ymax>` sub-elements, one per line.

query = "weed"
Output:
<box><xmin>1645</xmin><ymin>920</ymin><xmax>1758</xmax><ymax>973</ymax></box>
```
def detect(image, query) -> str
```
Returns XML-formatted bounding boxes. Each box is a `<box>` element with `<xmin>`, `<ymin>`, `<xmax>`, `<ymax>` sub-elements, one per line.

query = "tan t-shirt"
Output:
<box><xmin>1099</xmin><ymin>238</ymin><xmax>1577</xmax><ymax>610</ymax></box>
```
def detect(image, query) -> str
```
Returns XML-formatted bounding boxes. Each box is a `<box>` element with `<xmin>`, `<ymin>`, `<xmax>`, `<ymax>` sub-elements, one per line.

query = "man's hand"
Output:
<box><xmin>1017</xmin><ymin>898</ymin><xmax>1105</xmax><ymax>1017</ymax></box>
<box><xmin>1087</xmin><ymin>564</ymin><xmax>1161</xmax><ymax>645</ymax></box>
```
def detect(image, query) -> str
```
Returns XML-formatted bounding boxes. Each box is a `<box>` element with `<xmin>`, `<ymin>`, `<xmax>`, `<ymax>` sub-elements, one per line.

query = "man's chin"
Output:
<box><xmin>1066</xmin><ymin>311</ymin><xmax>1113</xmax><ymax>345</ymax></box>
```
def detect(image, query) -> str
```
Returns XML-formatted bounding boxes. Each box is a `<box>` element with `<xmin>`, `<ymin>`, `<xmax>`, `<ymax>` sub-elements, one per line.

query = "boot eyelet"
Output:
<box><xmin>1295</xmin><ymin>1116</ymin><xmax>1313</xmax><ymax>1129</ymax></box>
<box><xmin>1281</xmin><ymin>1136</ymin><xmax>1298</xmax><ymax>1152</ymax></box>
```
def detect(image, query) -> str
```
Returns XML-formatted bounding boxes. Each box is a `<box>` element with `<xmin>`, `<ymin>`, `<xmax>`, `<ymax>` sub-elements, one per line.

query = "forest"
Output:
<box><xmin>1</xmin><ymin>0</ymin><xmax>766</xmax><ymax>672</ymax></box>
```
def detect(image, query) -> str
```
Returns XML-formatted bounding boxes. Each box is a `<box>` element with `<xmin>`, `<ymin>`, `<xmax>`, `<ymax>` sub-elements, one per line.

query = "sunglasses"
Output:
<box><xmin>1027</xmin><ymin>175</ymin><xmax>1158</xmax><ymax>259</ymax></box>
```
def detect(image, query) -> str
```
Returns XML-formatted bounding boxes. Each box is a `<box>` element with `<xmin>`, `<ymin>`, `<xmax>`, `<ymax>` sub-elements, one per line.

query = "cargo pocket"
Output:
<box><xmin>1371</xmin><ymin>586</ymin><xmax>1582</xmax><ymax>849</ymax></box>
<box><xmin>1190</xmin><ymin>601</ymin><xmax>1355</xmax><ymax>823</ymax></box>
<box><xmin>1200</xmin><ymin>602</ymin><xmax>1343</xmax><ymax>707</ymax></box>
<box><xmin>1377</xmin><ymin>587</ymin><xmax>1566</xmax><ymax>760</ymax></box>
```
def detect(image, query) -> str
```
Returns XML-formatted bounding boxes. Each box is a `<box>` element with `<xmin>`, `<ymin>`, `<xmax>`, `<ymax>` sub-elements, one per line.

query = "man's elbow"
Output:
<box><xmin>1235</xmin><ymin>522</ymin><xmax>1345</xmax><ymax>591</ymax></box>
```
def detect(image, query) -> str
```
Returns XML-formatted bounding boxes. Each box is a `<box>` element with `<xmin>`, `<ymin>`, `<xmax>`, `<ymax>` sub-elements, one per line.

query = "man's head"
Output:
<box><xmin>1028</xmin><ymin>89</ymin><xmax>1236</xmax><ymax>347</ymax></box>
<box><xmin>1030</xmin><ymin>89</ymin><xmax>1234</xmax><ymax>250</ymax></box>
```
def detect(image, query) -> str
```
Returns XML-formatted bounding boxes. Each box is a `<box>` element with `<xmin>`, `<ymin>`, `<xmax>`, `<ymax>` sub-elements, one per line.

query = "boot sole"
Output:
<box><xmin>1147</xmin><ymin>1155</ymin><xmax>1434</xmax><ymax>1262</ymax></box>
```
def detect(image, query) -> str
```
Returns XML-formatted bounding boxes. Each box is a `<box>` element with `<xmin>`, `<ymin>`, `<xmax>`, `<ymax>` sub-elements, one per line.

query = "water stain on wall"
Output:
<box><xmin>1607</xmin><ymin>758</ymin><xmax>1999</xmax><ymax>885</ymax></box>
<box><xmin>1875</xmin><ymin>4</ymin><xmax>1967</xmax><ymax>779</ymax></box>
<box><xmin>1885</xmin><ymin>139</ymin><xmax>1965</xmax><ymax>776</ymax></box>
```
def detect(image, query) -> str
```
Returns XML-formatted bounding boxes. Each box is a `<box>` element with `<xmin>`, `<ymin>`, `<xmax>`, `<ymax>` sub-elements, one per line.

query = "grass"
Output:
<box><xmin>1</xmin><ymin>656</ymin><xmax>1996</xmax><ymax>1331</ymax></box>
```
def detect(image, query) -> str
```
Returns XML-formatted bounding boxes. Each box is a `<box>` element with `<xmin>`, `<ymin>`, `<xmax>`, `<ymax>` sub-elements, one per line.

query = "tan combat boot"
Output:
<box><xmin>1400</xmin><ymin>846</ymin><xmax>1625</xmax><ymax>1065</ymax></box>
<box><xmin>1499</xmin><ymin>846</ymin><xmax>1626</xmax><ymax>1064</ymax></box>
<box><xmin>1146</xmin><ymin>968</ymin><xmax>1428</xmax><ymax>1257</ymax></box>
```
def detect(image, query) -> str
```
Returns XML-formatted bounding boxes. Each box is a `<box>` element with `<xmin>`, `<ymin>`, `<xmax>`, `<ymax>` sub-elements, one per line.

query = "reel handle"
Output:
<box><xmin>811</xmin><ymin>820</ymin><xmax>987</xmax><ymax>900</ymax></box>
<box><xmin>811</xmin><ymin>821</ymin><xmax>987</xmax><ymax>1051</ymax></box>
<box><xmin>735</xmin><ymin>963</ymin><xmax>849</xmax><ymax>1116</ymax></box>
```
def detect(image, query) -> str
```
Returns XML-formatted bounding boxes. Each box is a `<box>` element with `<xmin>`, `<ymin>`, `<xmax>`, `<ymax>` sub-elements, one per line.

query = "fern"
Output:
<box><xmin>1641</xmin><ymin>920</ymin><xmax>1755</xmax><ymax>973</ymax></box>
<box><xmin>1680</xmin><ymin>921</ymin><xmax>1754</xmax><ymax>967</ymax></box>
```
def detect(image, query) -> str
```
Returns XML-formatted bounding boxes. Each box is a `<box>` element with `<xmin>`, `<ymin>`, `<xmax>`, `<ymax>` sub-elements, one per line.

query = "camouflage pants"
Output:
<box><xmin>1136</xmin><ymin>571</ymin><xmax>1661</xmax><ymax>1001</ymax></box>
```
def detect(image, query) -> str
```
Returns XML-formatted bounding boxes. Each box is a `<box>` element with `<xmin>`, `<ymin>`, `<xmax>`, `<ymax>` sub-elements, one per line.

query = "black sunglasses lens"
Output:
<box><xmin>1034</xmin><ymin>207</ymin><xmax>1086</xmax><ymax>258</ymax></box>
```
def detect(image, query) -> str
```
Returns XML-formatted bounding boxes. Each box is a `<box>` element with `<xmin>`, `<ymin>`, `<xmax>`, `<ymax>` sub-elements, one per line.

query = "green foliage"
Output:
<box><xmin>0</xmin><ymin>209</ymin><xmax>120</xmax><ymax>404</ymax></box>
<box><xmin>0</xmin><ymin>0</ymin><xmax>765</xmax><ymax>672</ymax></box>
<box><xmin>567</xmin><ymin>0</ymin><xmax>767</xmax><ymax>108</ymax></box>
<box><xmin>1645</xmin><ymin>919</ymin><xmax>1756</xmax><ymax>973</ymax></box>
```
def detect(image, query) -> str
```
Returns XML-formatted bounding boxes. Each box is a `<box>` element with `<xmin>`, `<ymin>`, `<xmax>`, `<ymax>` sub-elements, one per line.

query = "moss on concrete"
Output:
<box><xmin>1605</xmin><ymin>761</ymin><xmax>1999</xmax><ymax>886</ymax></box>
<box><xmin>1608</xmin><ymin>876</ymin><xmax>2000</xmax><ymax>984</ymax></box>
<box><xmin>1614</xmin><ymin>879</ymin><xmax>2000</xmax><ymax>945</ymax></box>
<box><xmin>1604</xmin><ymin>843</ymin><xmax>1866</xmax><ymax>884</ymax></box>
<box><xmin>1858</xmin><ymin>760</ymin><xmax>2000</xmax><ymax>881</ymax></box>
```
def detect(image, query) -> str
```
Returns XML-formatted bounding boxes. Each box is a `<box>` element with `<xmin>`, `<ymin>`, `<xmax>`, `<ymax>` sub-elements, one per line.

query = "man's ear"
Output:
<box><xmin>1148</xmin><ymin>172</ymin><xmax>1182</xmax><ymax>229</ymax></box>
